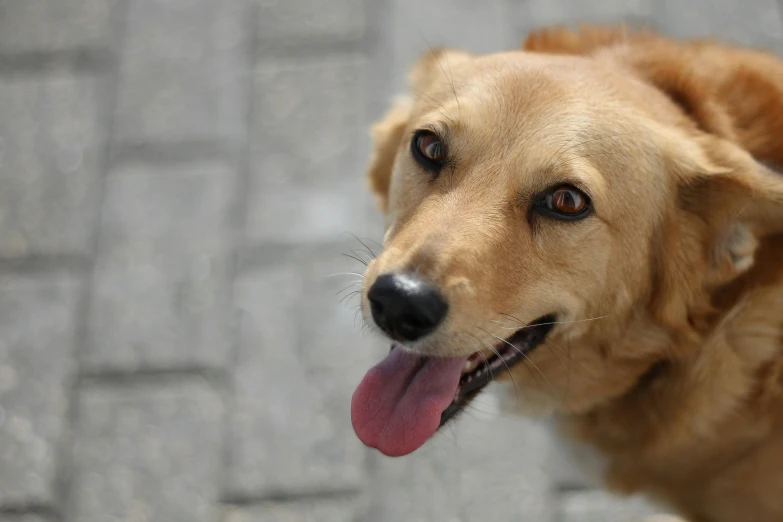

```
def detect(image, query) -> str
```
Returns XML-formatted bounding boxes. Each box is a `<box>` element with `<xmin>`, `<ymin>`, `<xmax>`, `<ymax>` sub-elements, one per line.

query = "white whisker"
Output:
<box><xmin>469</xmin><ymin>331</ymin><xmax>523</xmax><ymax>410</ymax></box>
<box><xmin>496</xmin><ymin>315</ymin><xmax>609</xmax><ymax>330</ymax></box>
<box><xmin>326</xmin><ymin>272</ymin><xmax>365</xmax><ymax>279</ymax></box>
<box><xmin>482</xmin><ymin>328</ymin><xmax>560</xmax><ymax>400</ymax></box>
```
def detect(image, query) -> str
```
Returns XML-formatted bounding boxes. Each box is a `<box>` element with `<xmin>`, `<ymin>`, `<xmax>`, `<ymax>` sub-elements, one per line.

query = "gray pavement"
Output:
<box><xmin>1</xmin><ymin>0</ymin><xmax>782</xmax><ymax>520</ymax></box>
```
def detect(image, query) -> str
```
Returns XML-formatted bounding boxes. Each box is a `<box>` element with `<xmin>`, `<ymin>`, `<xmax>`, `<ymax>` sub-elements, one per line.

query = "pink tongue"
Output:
<box><xmin>351</xmin><ymin>347</ymin><xmax>467</xmax><ymax>457</ymax></box>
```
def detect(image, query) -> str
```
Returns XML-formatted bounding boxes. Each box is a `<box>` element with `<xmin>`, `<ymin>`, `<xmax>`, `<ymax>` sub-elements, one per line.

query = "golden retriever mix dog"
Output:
<box><xmin>348</xmin><ymin>25</ymin><xmax>783</xmax><ymax>522</ymax></box>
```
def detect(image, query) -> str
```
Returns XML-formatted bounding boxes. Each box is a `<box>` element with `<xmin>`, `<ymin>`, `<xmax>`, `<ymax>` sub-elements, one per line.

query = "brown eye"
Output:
<box><xmin>418</xmin><ymin>134</ymin><xmax>443</xmax><ymax>161</ymax></box>
<box><xmin>411</xmin><ymin>130</ymin><xmax>446</xmax><ymax>172</ymax></box>
<box><xmin>539</xmin><ymin>185</ymin><xmax>591</xmax><ymax>219</ymax></box>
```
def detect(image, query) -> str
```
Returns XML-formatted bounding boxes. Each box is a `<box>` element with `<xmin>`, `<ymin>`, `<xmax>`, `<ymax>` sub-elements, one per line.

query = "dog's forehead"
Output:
<box><xmin>418</xmin><ymin>54</ymin><xmax>613</xmax><ymax>140</ymax></box>
<box><xmin>406</xmin><ymin>52</ymin><xmax>657</xmax><ymax>199</ymax></box>
<box><xmin>417</xmin><ymin>68</ymin><xmax>607</xmax><ymax>165</ymax></box>
<box><xmin>446</xmin><ymin>53</ymin><xmax>603</xmax><ymax>103</ymax></box>
<box><xmin>424</xmin><ymin>60</ymin><xmax>559</xmax><ymax>111</ymax></box>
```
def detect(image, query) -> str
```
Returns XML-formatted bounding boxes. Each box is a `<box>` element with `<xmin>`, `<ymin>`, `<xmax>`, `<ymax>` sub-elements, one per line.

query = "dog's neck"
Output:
<box><xmin>563</xmin><ymin>234</ymin><xmax>783</xmax><ymax>501</ymax></box>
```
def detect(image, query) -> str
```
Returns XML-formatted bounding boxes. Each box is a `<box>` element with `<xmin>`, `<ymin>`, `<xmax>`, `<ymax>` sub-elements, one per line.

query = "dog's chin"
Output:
<box><xmin>438</xmin><ymin>314</ymin><xmax>556</xmax><ymax>429</ymax></box>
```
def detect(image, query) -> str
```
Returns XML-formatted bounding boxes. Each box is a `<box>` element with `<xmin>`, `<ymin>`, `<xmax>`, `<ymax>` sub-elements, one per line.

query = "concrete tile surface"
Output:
<box><xmin>255</xmin><ymin>0</ymin><xmax>366</xmax><ymax>47</ymax></box>
<box><xmin>114</xmin><ymin>0</ymin><xmax>247</xmax><ymax>145</ymax></box>
<box><xmin>0</xmin><ymin>75</ymin><xmax>104</xmax><ymax>259</ymax></box>
<box><xmin>0</xmin><ymin>516</ymin><xmax>51</xmax><ymax>522</ymax></box>
<box><xmin>556</xmin><ymin>490</ymin><xmax>661</xmax><ymax>522</ymax></box>
<box><xmin>0</xmin><ymin>0</ymin><xmax>119</xmax><ymax>55</ymax></box>
<box><xmin>223</xmin><ymin>497</ymin><xmax>362</xmax><ymax>522</ymax></box>
<box><xmin>652</xmin><ymin>0</ymin><xmax>783</xmax><ymax>51</ymax></box>
<box><xmin>246</xmin><ymin>57</ymin><xmax>375</xmax><ymax>245</ymax></box>
<box><xmin>0</xmin><ymin>274</ymin><xmax>81</xmax><ymax>507</ymax></box>
<box><xmin>227</xmin><ymin>260</ymin><xmax>370</xmax><ymax>498</ymax></box>
<box><xmin>67</xmin><ymin>380</ymin><xmax>224</xmax><ymax>522</ymax></box>
<box><xmin>85</xmin><ymin>161</ymin><xmax>235</xmax><ymax>372</ymax></box>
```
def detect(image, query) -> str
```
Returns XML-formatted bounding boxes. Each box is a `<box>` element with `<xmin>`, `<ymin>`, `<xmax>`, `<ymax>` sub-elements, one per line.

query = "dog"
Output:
<box><xmin>349</xmin><ymin>25</ymin><xmax>783</xmax><ymax>522</ymax></box>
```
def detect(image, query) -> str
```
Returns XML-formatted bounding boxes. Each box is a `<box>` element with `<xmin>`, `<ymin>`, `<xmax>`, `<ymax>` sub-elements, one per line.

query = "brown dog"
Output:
<box><xmin>350</xmin><ymin>25</ymin><xmax>783</xmax><ymax>522</ymax></box>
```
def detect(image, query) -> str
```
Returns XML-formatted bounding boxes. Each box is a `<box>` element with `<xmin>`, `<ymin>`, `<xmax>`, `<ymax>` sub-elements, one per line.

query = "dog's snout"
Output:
<box><xmin>367</xmin><ymin>273</ymin><xmax>448</xmax><ymax>342</ymax></box>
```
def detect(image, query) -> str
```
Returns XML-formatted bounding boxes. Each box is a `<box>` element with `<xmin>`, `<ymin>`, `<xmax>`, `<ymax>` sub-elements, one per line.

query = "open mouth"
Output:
<box><xmin>350</xmin><ymin>314</ymin><xmax>555</xmax><ymax>457</ymax></box>
<box><xmin>439</xmin><ymin>314</ymin><xmax>555</xmax><ymax>428</ymax></box>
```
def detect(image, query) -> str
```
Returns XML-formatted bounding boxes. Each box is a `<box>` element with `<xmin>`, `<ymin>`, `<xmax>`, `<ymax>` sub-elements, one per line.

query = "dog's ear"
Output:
<box><xmin>649</xmin><ymin>133</ymin><xmax>783</xmax><ymax>328</ymax></box>
<box><xmin>608</xmin><ymin>36</ymin><xmax>783</xmax><ymax>248</ymax></box>
<box><xmin>366</xmin><ymin>49</ymin><xmax>473</xmax><ymax>213</ymax></box>
<box><xmin>654</xmin><ymin>133</ymin><xmax>783</xmax><ymax>324</ymax></box>
<box><xmin>624</xmin><ymin>47</ymin><xmax>739</xmax><ymax>142</ymax></box>
<box><xmin>629</xmin><ymin>43</ymin><xmax>783</xmax><ymax>173</ymax></box>
<box><xmin>676</xmin><ymin>135</ymin><xmax>783</xmax><ymax>237</ymax></box>
<box><xmin>367</xmin><ymin>96</ymin><xmax>412</xmax><ymax>213</ymax></box>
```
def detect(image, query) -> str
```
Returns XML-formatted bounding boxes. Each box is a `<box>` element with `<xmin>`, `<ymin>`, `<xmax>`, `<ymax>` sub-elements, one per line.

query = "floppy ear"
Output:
<box><xmin>366</xmin><ymin>96</ymin><xmax>412</xmax><ymax>213</ymax></box>
<box><xmin>366</xmin><ymin>49</ymin><xmax>473</xmax><ymax>213</ymax></box>
<box><xmin>646</xmin><ymin>132</ymin><xmax>783</xmax><ymax>329</ymax></box>
<box><xmin>606</xmin><ymin>32</ymin><xmax>783</xmax><ymax>247</ymax></box>
<box><xmin>652</xmin><ymin>132</ymin><xmax>783</xmax><ymax>327</ymax></box>
<box><xmin>680</xmin><ymin>136</ymin><xmax>783</xmax><ymax>275</ymax></box>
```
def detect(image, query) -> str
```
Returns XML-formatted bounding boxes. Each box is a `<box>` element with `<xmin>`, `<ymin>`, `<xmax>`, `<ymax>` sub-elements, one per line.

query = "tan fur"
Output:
<box><xmin>360</xmin><ymin>25</ymin><xmax>783</xmax><ymax>522</ymax></box>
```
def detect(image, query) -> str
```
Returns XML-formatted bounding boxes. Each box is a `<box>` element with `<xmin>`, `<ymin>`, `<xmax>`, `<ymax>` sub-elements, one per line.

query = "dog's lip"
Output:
<box><xmin>438</xmin><ymin>315</ymin><xmax>556</xmax><ymax>428</ymax></box>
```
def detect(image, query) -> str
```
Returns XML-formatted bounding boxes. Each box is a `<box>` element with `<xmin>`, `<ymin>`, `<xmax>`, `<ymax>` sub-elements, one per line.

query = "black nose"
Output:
<box><xmin>367</xmin><ymin>273</ymin><xmax>448</xmax><ymax>342</ymax></box>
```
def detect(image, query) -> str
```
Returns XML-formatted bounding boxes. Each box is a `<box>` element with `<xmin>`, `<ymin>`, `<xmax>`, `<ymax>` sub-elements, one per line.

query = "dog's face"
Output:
<box><xmin>350</xmin><ymin>47</ymin><xmax>782</xmax><ymax>457</ymax></box>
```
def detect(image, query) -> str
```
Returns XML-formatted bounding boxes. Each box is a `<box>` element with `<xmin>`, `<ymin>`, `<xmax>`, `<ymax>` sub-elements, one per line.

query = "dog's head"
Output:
<box><xmin>351</xmin><ymin>35</ymin><xmax>783</xmax><ymax>457</ymax></box>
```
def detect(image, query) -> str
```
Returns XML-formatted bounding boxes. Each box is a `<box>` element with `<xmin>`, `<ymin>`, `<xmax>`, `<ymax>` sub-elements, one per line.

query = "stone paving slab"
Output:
<box><xmin>227</xmin><ymin>250</ymin><xmax>377</xmax><ymax>499</ymax></box>
<box><xmin>509</xmin><ymin>0</ymin><xmax>653</xmax><ymax>36</ymax></box>
<box><xmin>652</xmin><ymin>0</ymin><xmax>783</xmax><ymax>52</ymax></box>
<box><xmin>0</xmin><ymin>74</ymin><xmax>104</xmax><ymax>259</ymax></box>
<box><xmin>0</xmin><ymin>516</ymin><xmax>50</xmax><ymax>522</ymax></box>
<box><xmin>84</xmin><ymin>160</ymin><xmax>235</xmax><ymax>372</ymax></box>
<box><xmin>456</xmin><ymin>419</ymin><xmax>555</xmax><ymax>521</ymax></box>
<box><xmin>556</xmin><ymin>490</ymin><xmax>660</xmax><ymax>522</ymax></box>
<box><xmin>229</xmin><ymin>265</ymin><xmax>322</xmax><ymax>497</ymax></box>
<box><xmin>387</xmin><ymin>0</ymin><xmax>513</xmax><ymax>95</ymax></box>
<box><xmin>364</xmin><ymin>386</ymin><xmax>555</xmax><ymax>522</ymax></box>
<box><xmin>255</xmin><ymin>0</ymin><xmax>366</xmax><ymax>48</ymax></box>
<box><xmin>0</xmin><ymin>0</ymin><xmax>119</xmax><ymax>55</ymax></box>
<box><xmin>114</xmin><ymin>0</ymin><xmax>247</xmax><ymax>145</ymax></box>
<box><xmin>223</xmin><ymin>496</ymin><xmax>362</xmax><ymax>522</ymax></box>
<box><xmin>67</xmin><ymin>379</ymin><xmax>224</xmax><ymax>522</ymax></box>
<box><xmin>298</xmin><ymin>243</ymin><xmax>385</xmax><ymax>406</ymax></box>
<box><xmin>366</xmin><ymin>440</ymin><xmax>463</xmax><ymax>522</ymax></box>
<box><xmin>246</xmin><ymin>57</ymin><xmax>376</xmax><ymax>246</ymax></box>
<box><xmin>0</xmin><ymin>274</ymin><xmax>81</xmax><ymax>508</ymax></box>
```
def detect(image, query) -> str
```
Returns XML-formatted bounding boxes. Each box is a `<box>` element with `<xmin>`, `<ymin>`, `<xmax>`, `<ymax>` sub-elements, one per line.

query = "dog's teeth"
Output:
<box><xmin>463</xmin><ymin>357</ymin><xmax>482</xmax><ymax>374</ymax></box>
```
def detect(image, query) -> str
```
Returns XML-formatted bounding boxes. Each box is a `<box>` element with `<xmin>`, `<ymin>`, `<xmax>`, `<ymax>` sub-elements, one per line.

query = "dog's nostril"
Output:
<box><xmin>368</xmin><ymin>294</ymin><xmax>385</xmax><ymax>318</ymax></box>
<box><xmin>367</xmin><ymin>273</ymin><xmax>448</xmax><ymax>342</ymax></box>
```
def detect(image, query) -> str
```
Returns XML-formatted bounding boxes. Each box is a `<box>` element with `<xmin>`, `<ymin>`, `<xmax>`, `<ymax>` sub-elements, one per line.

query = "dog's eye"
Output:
<box><xmin>411</xmin><ymin>130</ymin><xmax>446</xmax><ymax>172</ymax></box>
<box><xmin>538</xmin><ymin>185</ymin><xmax>591</xmax><ymax>219</ymax></box>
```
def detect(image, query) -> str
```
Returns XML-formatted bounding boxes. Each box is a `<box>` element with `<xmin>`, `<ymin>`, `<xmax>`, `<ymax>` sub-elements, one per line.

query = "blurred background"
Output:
<box><xmin>0</xmin><ymin>0</ymin><xmax>781</xmax><ymax>520</ymax></box>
